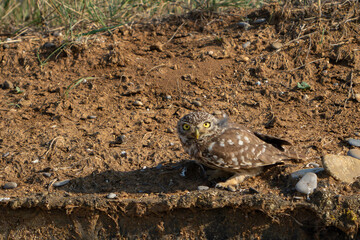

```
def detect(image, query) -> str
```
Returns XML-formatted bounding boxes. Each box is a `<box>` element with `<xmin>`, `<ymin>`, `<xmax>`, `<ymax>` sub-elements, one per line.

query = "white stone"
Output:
<box><xmin>295</xmin><ymin>172</ymin><xmax>317</xmax><ymax>195</ymax></box>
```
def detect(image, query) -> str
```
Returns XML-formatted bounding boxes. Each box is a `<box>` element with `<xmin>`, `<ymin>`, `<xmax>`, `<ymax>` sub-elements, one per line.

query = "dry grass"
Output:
<box><xmin>0</xmin><ymin>0</ymin><xmax>262</xmax><ymax>36</ymax></box>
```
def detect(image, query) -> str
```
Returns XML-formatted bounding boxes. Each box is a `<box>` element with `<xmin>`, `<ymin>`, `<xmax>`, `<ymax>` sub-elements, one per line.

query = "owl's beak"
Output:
<box><xmin>195</xmin><ymin>128</ymin><xmax>200</xmax><ymax>140</ymax></box>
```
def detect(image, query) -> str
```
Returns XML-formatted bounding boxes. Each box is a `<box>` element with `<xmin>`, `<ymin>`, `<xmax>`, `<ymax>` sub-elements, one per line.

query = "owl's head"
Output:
<box><xmin>177</xmin><ymin>112</ymin><xmax>225</xmax><ymax>142</ymax></box>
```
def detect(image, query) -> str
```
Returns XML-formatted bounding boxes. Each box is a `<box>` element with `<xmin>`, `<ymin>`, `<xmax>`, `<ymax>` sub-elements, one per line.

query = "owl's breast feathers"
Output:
<box><xmin>194</xmin><ymin>126</ymin><xmax>303</xmax><ymax>172</ymax></box>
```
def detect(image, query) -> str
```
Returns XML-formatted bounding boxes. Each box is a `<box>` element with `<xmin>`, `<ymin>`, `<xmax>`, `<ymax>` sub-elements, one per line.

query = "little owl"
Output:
<box><xmin>177</xmin><ymin>111</ymin><xmax>302</xmax><ymax>191</ymax></box>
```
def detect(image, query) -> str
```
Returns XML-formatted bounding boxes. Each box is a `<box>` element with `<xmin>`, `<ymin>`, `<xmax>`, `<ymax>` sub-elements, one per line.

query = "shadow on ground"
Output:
<box><xmin>63</xmin><ymin>160</ymin><xmax>210</xmax><ymax>194</ymax></box>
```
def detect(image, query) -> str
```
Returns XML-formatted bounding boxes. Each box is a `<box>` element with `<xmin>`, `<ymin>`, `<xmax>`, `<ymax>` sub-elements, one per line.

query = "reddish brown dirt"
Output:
<box><xmin>1</xmin><ymin>2</ymin><xmax>360</xmax><ymax>239</ymax></box>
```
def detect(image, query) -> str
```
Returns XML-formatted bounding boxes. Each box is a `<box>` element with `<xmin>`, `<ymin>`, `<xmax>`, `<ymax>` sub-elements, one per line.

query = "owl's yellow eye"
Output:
<box><xmin>182</xmin><ymin>123</ymin><xmax>190</xmax><ymax>131</ymax></box>
<box><xmin>203</xmin><ymin>122</ymin><xmax>211</xmax><ymax>128</ymax></box>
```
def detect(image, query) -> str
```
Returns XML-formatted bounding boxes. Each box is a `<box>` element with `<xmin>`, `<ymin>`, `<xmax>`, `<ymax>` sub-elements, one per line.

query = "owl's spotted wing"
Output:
<box><xmin>226</xmin><ymin>121</ymin><xmax>292</xmax><ymax>151</ymax></box>
<box><xmin>199</xmin><ymin>127</ymin><xmax>293</xmax><ymax>171</ymax></box>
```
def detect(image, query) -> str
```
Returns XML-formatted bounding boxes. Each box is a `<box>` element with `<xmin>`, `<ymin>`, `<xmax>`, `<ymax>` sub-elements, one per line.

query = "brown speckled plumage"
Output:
<box><xmin>177</xmin><ymin>111</ymin><xmax>302</xmax><ymax>191</ymax></box>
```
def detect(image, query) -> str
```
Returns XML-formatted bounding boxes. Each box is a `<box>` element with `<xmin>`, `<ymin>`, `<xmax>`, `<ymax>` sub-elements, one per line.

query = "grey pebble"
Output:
<box><xmin>3</xmin><ymin>182</ymin><xmax>17</xmax><ymax>189</ymax></box>
<box><xmin>253</xmin><ymin>18</ymin><xmax>266</xmax><ymax>24</ymax></box>
<box><xmin>43</xmin><ymin>42</ymin><xmax>56</xmax><ymax>48</ymax></box>
<box><xmin>133</xmin><ymin>100</ymin><xmax>143</xmax><ymax>106</ymax></box>
<box><xmin>192</xmin><ymin>101</ymin><xmax>202</xmax><ymax>107</ymax></box>
<box><xmin>348</xmin><ymin>149</ymin><xmax>360</xmax><ymax>160</ymax></box>
<box><xmin>198</xmin><ymin>185</ymin><xmax>209</xmax><ymax>191</ymax></box>
<box><xmin>290</xmin><ymin>168</ymin><xmax>324</xmax><ymax>179</ymax></box>
<box><xmin>348</xmin><ymin>138</ymin><xmax>360</xmax><ymax>147</ymax></box>
<box><xmin>115</xmin><ymin>135</ymin><xmax>126</xmax><ymax>144</ymax></box>
<box><xmin>3</xmin><ymin>44</ymin><xmax>9</xmax><ymax>49</ymax></box>
<box><xmin>2</xmin><ymin>81</ymin><xmax>13</xmax><ymax>90</ymax></box>
<box><xmin>106</xmin><ymin>193</ymin><xmax>117</xmax><ymax>199</ymax></box>
<box><xmin>120</xmin><ymin>150</ymin><xmax>127</xmax><ymax>157</ymax></box>
<box><xmin>237</xmin><ymin>22</ymin><xmax>250</xmax><ymax>30</ymax></box>
<box><xmin>165</xmin><ymin>95</ymin><xmax>172</xmax><ymax>100</ymax></box>
<box><xmin>295</xmin><ymin>172</ymin><xmax>317</xmax><ymax>195</ymax></box>
<box><xmin>42</xmin><ymin>172</ymin><xmax>52</xmax><ymax>178</ymax></box>
<box><xmin>354</xmin><ymin>132</ymin><xmax>360</xmax><ymax>137</ymax></box>
<box><xmin>2</xmin><ymin>152</ymin><xmax>10</xmax><ymax>158</ymax></box>
<box><xmin>271</xmin><ymin>42</ymin><xmax>283</xmax><ymax>50</ymax></box>
<box><xmin>53</xmin><ymin>179</ymin><xmax>70</xmax><ymax>187</ymax></box>
<box><xmin>242</xmin><ymin>41</ymin><xmax>251</xmax><ymax>49</ymax></box>
<box><xmin>87</xmin><ymin>115</ymin><xmax>97</xmax><ymax>119</ymax></box>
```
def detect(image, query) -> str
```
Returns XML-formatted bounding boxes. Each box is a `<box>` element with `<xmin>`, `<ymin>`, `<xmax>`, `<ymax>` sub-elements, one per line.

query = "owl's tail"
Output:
<box><xmin>283</xmin><ymin>146</ymin><xmax>307</xmax><ymax>161</ymax></box>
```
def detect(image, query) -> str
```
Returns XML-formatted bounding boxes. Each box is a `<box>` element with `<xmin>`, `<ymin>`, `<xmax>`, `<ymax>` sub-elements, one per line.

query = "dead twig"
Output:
<box><xmin>343</xmin><ymin>70</ymin><xmax>354</xmax><ymax>109</ymax></box>
<box><xmin>145</xmin><ymin>64</ymin><xmax>168</xmax><ymax>76</ymax></box>
<box><xmin>165</xmin><ymin>22</ymin><xmax>185</xmax><ymax>45</ymax></box>
<box><xmin>288</xmin><ymin>58</ymin><xmax>324</xmax><ymax>72</ymax></box>
<box><xmin>42</xmin><ymin>136</ymin><xmax>65</xmax><ymax>159</ymax></box>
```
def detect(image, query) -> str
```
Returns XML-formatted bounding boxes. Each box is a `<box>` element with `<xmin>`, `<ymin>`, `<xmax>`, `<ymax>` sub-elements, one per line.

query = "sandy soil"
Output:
<box><xmin>0</xmin><ymin>2</ymin><xmax>360</xmax><ymax>239</ymax></box>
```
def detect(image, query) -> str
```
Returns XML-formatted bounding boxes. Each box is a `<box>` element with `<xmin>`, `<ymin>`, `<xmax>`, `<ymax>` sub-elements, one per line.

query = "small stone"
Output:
<box><xmin>237</xmin><ymin>55</ymin><xmax>250</xmax><ymax>62</ymax></box>
<box><xmin>32</xmin><ymin>159</ymin><xmax>39</xmax><ymax>164</ymax></box>
<box><xmin>120</xmin><ymin>151</ymin><xmax>127</xmax><ymax>157</ymax></box>
<box><xmin>242</xmin><ymin>41</ymin><xmax>251</xmax><ymax>49</ymax></box>
<box><xmin>115</xmin><ymin>135</ymin><xmax>126</xmax><ymax>144</ymax></box>
<box><xmin>348</xmin><ymin>138</ymin><xmax>360</xmax><ymax>147</ymax></box>
<box><xmin>150</xmin><ymin>42</ymin><xmax>163</xmax><ymax>52</ymax></box>
<box><xmin>2</xmin><ymin>81</ymin><xmax>13</xmax><ymax>90</ymax></box>
<box><xmin>106</xmin><ymin>193</ymin><xmax>117</xmax><ymax>199</ymax></box>
<box><xmin>255</xmin><ymin>81</ymin><xmax>261</xmax><ymax>86</ymax></box>
<box><xmin>2</xmin><ymin>152</ymin><xmax>10</xmax><ymax>158</ymax></box>
<box><xmin>348</xmin><ymin>149</ymin><xmax>360</xmax><ymax>160</ymax></box>
<box><xmin>355</xmin><ymin>94</ymin><xmax>360</xmax><ymax>102</ymax></box>
<box><xmin>271</xmin><ymin>42</ymin><xmax>283</xmax><ymax>50</ymax></box>
<box><xmin>52</xmin><ymin>31</ymin><xmax>62</xmax><ymax>37</ymax></box>
<box><xmin>42</xmin><ymin>172</ymin><xmax>52</xmax><ymax>178</ymax></box>
<box><xmin>165</xmin><ymin>128</ymin><xmax>174</xmax><ymax>133</ymax></box>
<box><xmin>237</xmin><ymin>22</ymin><xmax>250</xmax><ymax>30</ymax></box>
<box><xmin>3</xmin><ymin>44</ymin><xmax>9</xmax><ymax>49</ymax></box>
<box><xmin>253</xmin><ymin>18</ymin><xmax>266</xmax><ymax>24</ymax></box>
<box><xmin>165</xmin><ymin>95</ymin><xmax>172</xmax><ymax>100</ymax></box>
<box><xmin>43</xmin><ymin>42</ymin><xmax>56</xmax><ymax>48</ymax></box>
<box><xmin>197</xmin><ymin>185</ymin><xmax>209</xmax><ymax>191</ymax></box>
<box><xmin>192</xmin><ymin>101</ymin><xmax>202</xmax><ymax>107</ymax></box>
<box><xmin>290</xmin><ymin>168</ymin><xmax>324</xmax><ymax>179</ymax></box>
<box><xmin>323</xmin><ymin>154</ymin><xmax>360</xmax><ymax>183</ymax></box>
<box><xmin>295</xmin><ymin>172</ymin><xmax>317</xmax><ymax>195</ymax></box>
<box><xmin>133</xmin><ymin>100</ymin><xmax>143</xmax><ymax>106</ymax></box>
<box><xmin>53</xmin><ymin>179</ymin><xmax>70</xmax><ymax>187</ymax></box>
<box><xmin>213</xmin><ymin>110</ymin><xmax>222</xmax><ymax>116</ymax></box>
<box><xmin>181</xmin><ymin>74</ymin><xmax>192</xmax><ymax>81</ymax></box>
<box><xmin>3</xmin><ymin>182</ymin><xmax>17</xmax><ymax>189</ymax></box>
<box><xmin>87</xmin><ymin>115</ymin><xmax>96</xmax><ymax>119</ymax></box>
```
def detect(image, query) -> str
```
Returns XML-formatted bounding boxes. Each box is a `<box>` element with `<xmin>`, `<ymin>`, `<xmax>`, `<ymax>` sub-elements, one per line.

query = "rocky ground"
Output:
<box><xmin>0</xmin><ymin>1</ymin><xmax>360</xmax><ymax>239</ymax></box>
